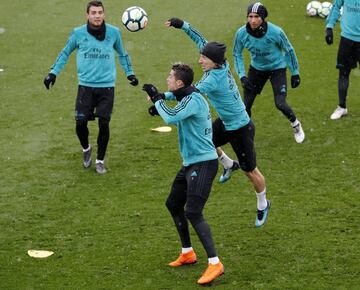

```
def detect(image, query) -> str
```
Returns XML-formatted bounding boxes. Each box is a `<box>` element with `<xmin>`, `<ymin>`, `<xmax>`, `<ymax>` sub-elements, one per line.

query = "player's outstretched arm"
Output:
<box><xmin>165</xmin><ymin>18</ymin><xmax>207</xmax><ymax>51</ymax></box>
<box><xmin>165</xmin><ymin>18</ymin><xmax>184</xmax><ymax>29</ymax></box>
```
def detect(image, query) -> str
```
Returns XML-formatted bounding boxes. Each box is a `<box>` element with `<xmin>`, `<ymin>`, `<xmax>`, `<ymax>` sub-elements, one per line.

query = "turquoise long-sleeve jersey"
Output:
<box><xmin>50</xmin><ymin>23</ymin><xmax>134</xmax><ymax>87</ymax></box>
<box><xmin>233</xmin><ymin>22</ymin><xmax>299</xmax><ymax>79</ymax></box>
<box><xmin>155</xmin><ymin>92</ymin><xmax>217</xmax><ymax>167</ymax></box>
<box><xmin>179</xmin><ymin>21</ymin><xmax>250</xmax><ymax>131</ymax></box>
<box><xmin>326</xmin><ymin>0</ymin><xmax>360</xmax><ymax>42</ymax></box>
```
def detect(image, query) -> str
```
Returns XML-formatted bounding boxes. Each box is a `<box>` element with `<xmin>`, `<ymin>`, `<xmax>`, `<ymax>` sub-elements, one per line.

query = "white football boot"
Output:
<box><xmin>330</xmin><ymin>106</ymin><xmax>348</xmax><ymax>120</ymax></box>
<box><xmin>293</xmin><ymin>122</ymin><xmax>305</xmax><ymax>144</ymax></box>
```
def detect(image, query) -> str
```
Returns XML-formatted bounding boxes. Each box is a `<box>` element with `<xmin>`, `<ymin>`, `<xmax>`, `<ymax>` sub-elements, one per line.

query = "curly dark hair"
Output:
<box><xmin>171</xmin><ymin>63</ymin><xmax>194</xmax><ymax>86</ymax></box>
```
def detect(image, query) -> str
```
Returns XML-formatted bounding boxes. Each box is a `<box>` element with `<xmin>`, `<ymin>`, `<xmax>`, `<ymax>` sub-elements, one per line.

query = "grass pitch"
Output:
<box><xmin>1</xmin><ymin>0</ymin><xmax>360</xmax><ymax>289</ymax></box>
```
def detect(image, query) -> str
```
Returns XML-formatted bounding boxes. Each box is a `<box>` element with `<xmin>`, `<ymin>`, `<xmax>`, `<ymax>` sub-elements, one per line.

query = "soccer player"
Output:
<box><xmin>43</xmin><ymin>1</ymin><xmax>138</xmax><ymax>174</ymax></box>
<box><xmin>142</xmin><ymin>63</ymin><xmax>224</xmax><ymax>285</ymax></box>
<box><xmin>233</xmin><ymin>2</ymin><xmax>305</xmax><ymax>144</ymax></box>
<box><xmin>165</xmin><ymin>18</ymin><xmax>270</xmax><ymax>227</ymax></box>
<box><xmin>325</xmin><ymin>0</ymin><xmax>360</xmax><ymax>120</ymax></box>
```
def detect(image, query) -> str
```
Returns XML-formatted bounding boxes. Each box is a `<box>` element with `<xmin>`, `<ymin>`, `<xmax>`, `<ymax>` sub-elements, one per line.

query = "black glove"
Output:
<box><xmin>127</xmin><ymin>75</ymin><xmax>139</xmax><ymax>86</ymax></box>
<box><xmin>148</xmin><ymin>93</ymin><xmax>165</xmax><ymax>104</ymax></box>
<box><xmin>142</xmin><ymin>84</ymin><xmax>165</xmax><ymax>103</ymax></box>
<box><xmin>291</xmin><ymin>75</ymin><xmax>301</xmax><ymax>88</ymax></box>
<box><xmin>44</xmin><ymin>73</ymin><xmax>56</xmax><ymax>90</ymax></box>
<box><xmin>240</xmin><ymin>76</ymin><xmax>253</xmax><ymax>91</ymax></box>
<box><xmin>142</xmin><ymin>84</ymin><xmax>158</xmax><ymax>97</ymax></box>
<box><xmin>168</xmin><ymin>18</ymin><xmax>184</xmax><ymax>29</ymax></box>
<box><xmin>325</xmin><ymin>28</ymin><xmax>333</xmax><ymax>45</ymax></box>
<box><xmin>148</xmin><ymin>105</ymin><xmax>159</xmax><ymax>116</ymax></box>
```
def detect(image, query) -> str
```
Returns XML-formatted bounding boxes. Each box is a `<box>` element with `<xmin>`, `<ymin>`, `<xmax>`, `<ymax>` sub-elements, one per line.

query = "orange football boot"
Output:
<box><xmin>168</xmin><ymin>250</ymin><xmax>197</xmax><ymax>267</ymax></box>
<box><xmin>197</xmin><ymin>261</ymin><xmax>224</xmax><ymax>284</ymax></box>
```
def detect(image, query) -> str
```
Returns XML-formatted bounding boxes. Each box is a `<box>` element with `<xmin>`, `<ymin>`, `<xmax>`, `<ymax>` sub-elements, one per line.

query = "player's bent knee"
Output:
<box><xmin>246</xmin><ymin>167</ymin><xmax>261</xmax><ymax>178</ymax></box>
<box><xmin>185</xmin><ymin>210</ymin><xmax>203</xmax><ymax>226</ymax></box>
<box><xmin>165</xmin><ymin>198</ymin><xmax>182</xmax><ymax>215</ymax></box>
<box><xmin>274</xmin><ymin>97</ymin><xmax>286</xmax><ymax>111</ymax></box>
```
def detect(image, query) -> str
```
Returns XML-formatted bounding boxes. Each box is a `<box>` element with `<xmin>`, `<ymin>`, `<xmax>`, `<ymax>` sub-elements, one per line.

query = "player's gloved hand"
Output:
<box><xmin>142</xmin><ymin>83</ymin><xmax>158</xmax><ymax>97</ymax></box>
<box><xmin>240</xmin><ymin>77</ymin><xmax>253</xmax><ymax>91</ymax></box>
<box><xmin>44</xmin><ymin>73</ymin><xmax>56</xmax><ymax>90</ymax></box>
<box><xmin>148</xmin><ymin>105</ymin><xmax>159</xmax><ymax>116</ymax></box>
<box><xmin>325</xmin><ymin>28</ymin><xmax>333</xmax><ymax>45</ymax></box>
<box><xmin>168</xmin><ymin>18</ymin><xmax>184</xmax><ymax>29</ymax></box>
<box><xmin>142</xmin><ymin>84</ymin><xmax>165</xmax><ymax>103</ymax></box>
<box><xmin>291</xmin><ymin>75</ymin><xmax>301</xmax><ymax>88</ymax></box>
<box><xmin>127</xmin><ymin>75</ymin><xmax>139</xmax><ymax>86</ymax></box>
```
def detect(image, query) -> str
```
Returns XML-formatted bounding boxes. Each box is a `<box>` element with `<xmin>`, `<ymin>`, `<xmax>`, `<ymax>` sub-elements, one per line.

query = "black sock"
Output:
<box><xmin>97</xmin><ymin>119</ymin><xmax>109</xmax><ymax>160</ymax></box>
<box><xmin>171</xmin><ymin>213</ymin><xmax>191</xmax><ymax>248</ymax></box>
<box><xmin>76</xmin><ymin>121</ymin><xmax>89</xmax><ymax>149</ymax></box>
<box><xmin>190</xmin><ymin>217</ymin><xmax>217</xmax><ymax>258</ymax></box>
<box><xmin>338</xmin><ymin>75</ymin><xmax>349</xmax><ymax>108</ymax></box>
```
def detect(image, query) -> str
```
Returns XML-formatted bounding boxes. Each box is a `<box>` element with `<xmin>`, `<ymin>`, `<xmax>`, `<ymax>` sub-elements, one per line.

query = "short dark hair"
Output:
<box><xmin>171</xmin><ymin>63</ymin><xmax>194</xmax><ymax>86</ymax></box>
<box><xmin>87</xmin><ymin>1</ymin><xmax>104</xmax><ymax>13</ymax></box>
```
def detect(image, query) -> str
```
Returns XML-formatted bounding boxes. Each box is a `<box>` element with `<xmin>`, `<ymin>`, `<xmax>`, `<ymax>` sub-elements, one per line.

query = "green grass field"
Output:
<box><xmin>1</xmin><ymin>0</ymin><xmax>360</xmax><ymax>289</ymax></box>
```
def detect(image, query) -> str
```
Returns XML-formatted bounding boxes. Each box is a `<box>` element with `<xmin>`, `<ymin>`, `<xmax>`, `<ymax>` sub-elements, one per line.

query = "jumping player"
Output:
<box><xmin>165</xmin><ymin>18</ymin><xmax>271</xmax><ymax>228</ymax></box>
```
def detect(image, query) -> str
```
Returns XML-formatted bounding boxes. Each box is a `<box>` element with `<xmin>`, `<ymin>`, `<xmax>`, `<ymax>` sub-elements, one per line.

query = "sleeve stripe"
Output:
<box><xmin>196</xmin><ymin>71</ymin><xmax>210</xmax><ymax>85</ymax></box>
<box><xmin>280</xmin><ymin>32</ymin><xmax>298</xmax><ymax>71</ymax></box>
<box><xmin>188</xmin><ymin>26</ymin><xmax>207</xmax><ymax>49</ymax></box>
<box><xmin>159</xmin><ymin>96</ymin><xmax>193</xmax><ymax>116</ymax></box>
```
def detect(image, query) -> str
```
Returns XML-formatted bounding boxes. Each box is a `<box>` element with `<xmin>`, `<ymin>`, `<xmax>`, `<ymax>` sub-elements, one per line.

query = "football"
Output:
<box><xmin>319</xmin><ymin>2</ymin><xmax>333</xmax><ymax>18</ymax></box>
<box><xmin>121</xmin><ymin>6</ymin><xmax>148</xmax><ymax>32</ymax></box>
<box><xmin>306</xmin><ymin>1</ymin><xmax>322</xmax><ymax>16</ymax></box>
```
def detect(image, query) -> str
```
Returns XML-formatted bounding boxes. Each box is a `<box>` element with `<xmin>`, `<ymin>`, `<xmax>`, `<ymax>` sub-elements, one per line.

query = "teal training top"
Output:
<box><xmin>177</xmin><ymin>21</ymin><xmax>250</xmax><ymax>131</ymax></box>
<box><xmin>50</xmin><ymin>23</ymin><xmax>134</xmax><ymax>88</ymax></box>
<box><xmin>233</xmin><ymin>22</ymin><xmax>299</xmax><ymax>79</ymax></box>
<box><xmin>326</xmin><ymin>0</ymin><xmax>360</xmax><ymax>42</ymax></box>
<box><xmin>155</xmin><ymin>92</ymin><xmax>217</xmax><ymax>167</ymax></box>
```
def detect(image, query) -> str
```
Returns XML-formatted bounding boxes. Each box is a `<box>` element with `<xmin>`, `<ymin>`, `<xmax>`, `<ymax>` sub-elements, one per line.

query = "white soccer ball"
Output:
<box><xmin>306</xmin><ymin>1</ymin><xmax>322</xmax><ymax>16</ymax></box>
<box><xmin>121</xmin><ymin>6</ymin><xmax>148</xmax><ymax>32</ymax></box>
<box><xmin>319</xmin><ymin>2</ymin><xmax>333</xmax><ymax>18</ymax></box>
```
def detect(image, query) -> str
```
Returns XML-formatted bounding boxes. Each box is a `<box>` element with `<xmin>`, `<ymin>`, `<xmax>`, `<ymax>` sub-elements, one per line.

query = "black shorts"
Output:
<box><xmin>248</xmin><ymin>66</ymin><xmax>287</xmax><ymax>96</ymax></box>
<box><xmin>212</xmin><ymin>118</ymin><xmax>256</xmax><ymax>172</ymax></box>
<box><xmin>166</xmin><ymin>159</ymin><xmax>218</xmax><ymax>214</ymax></box>
<box><xmin>75</xmin><ymin>85</ymin><xmax>114</xmax><ymax>121</ymax></box>
<box><xmin>337</xmin><ymin>36</ymin><xmax>360</xmax><ymax>70</ymax></box>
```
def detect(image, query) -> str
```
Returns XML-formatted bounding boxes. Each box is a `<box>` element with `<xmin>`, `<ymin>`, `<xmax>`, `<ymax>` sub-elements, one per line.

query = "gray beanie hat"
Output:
<box><xmin>201</xmin><ymin>42</ymin><xmax>227</xmax><ymax>64</ymax></box>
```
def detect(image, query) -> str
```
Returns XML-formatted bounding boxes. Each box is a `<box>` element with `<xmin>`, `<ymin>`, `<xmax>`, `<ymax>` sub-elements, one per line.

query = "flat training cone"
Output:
<box><xmin>151</xmin><ymin>126</ymin><xmax>172</xmax><ymax>133</ymax></box>
<box><xmin>27</xmin><ymin>250</ymin><xmax>54</xmax><ymax>258</ymax></box>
